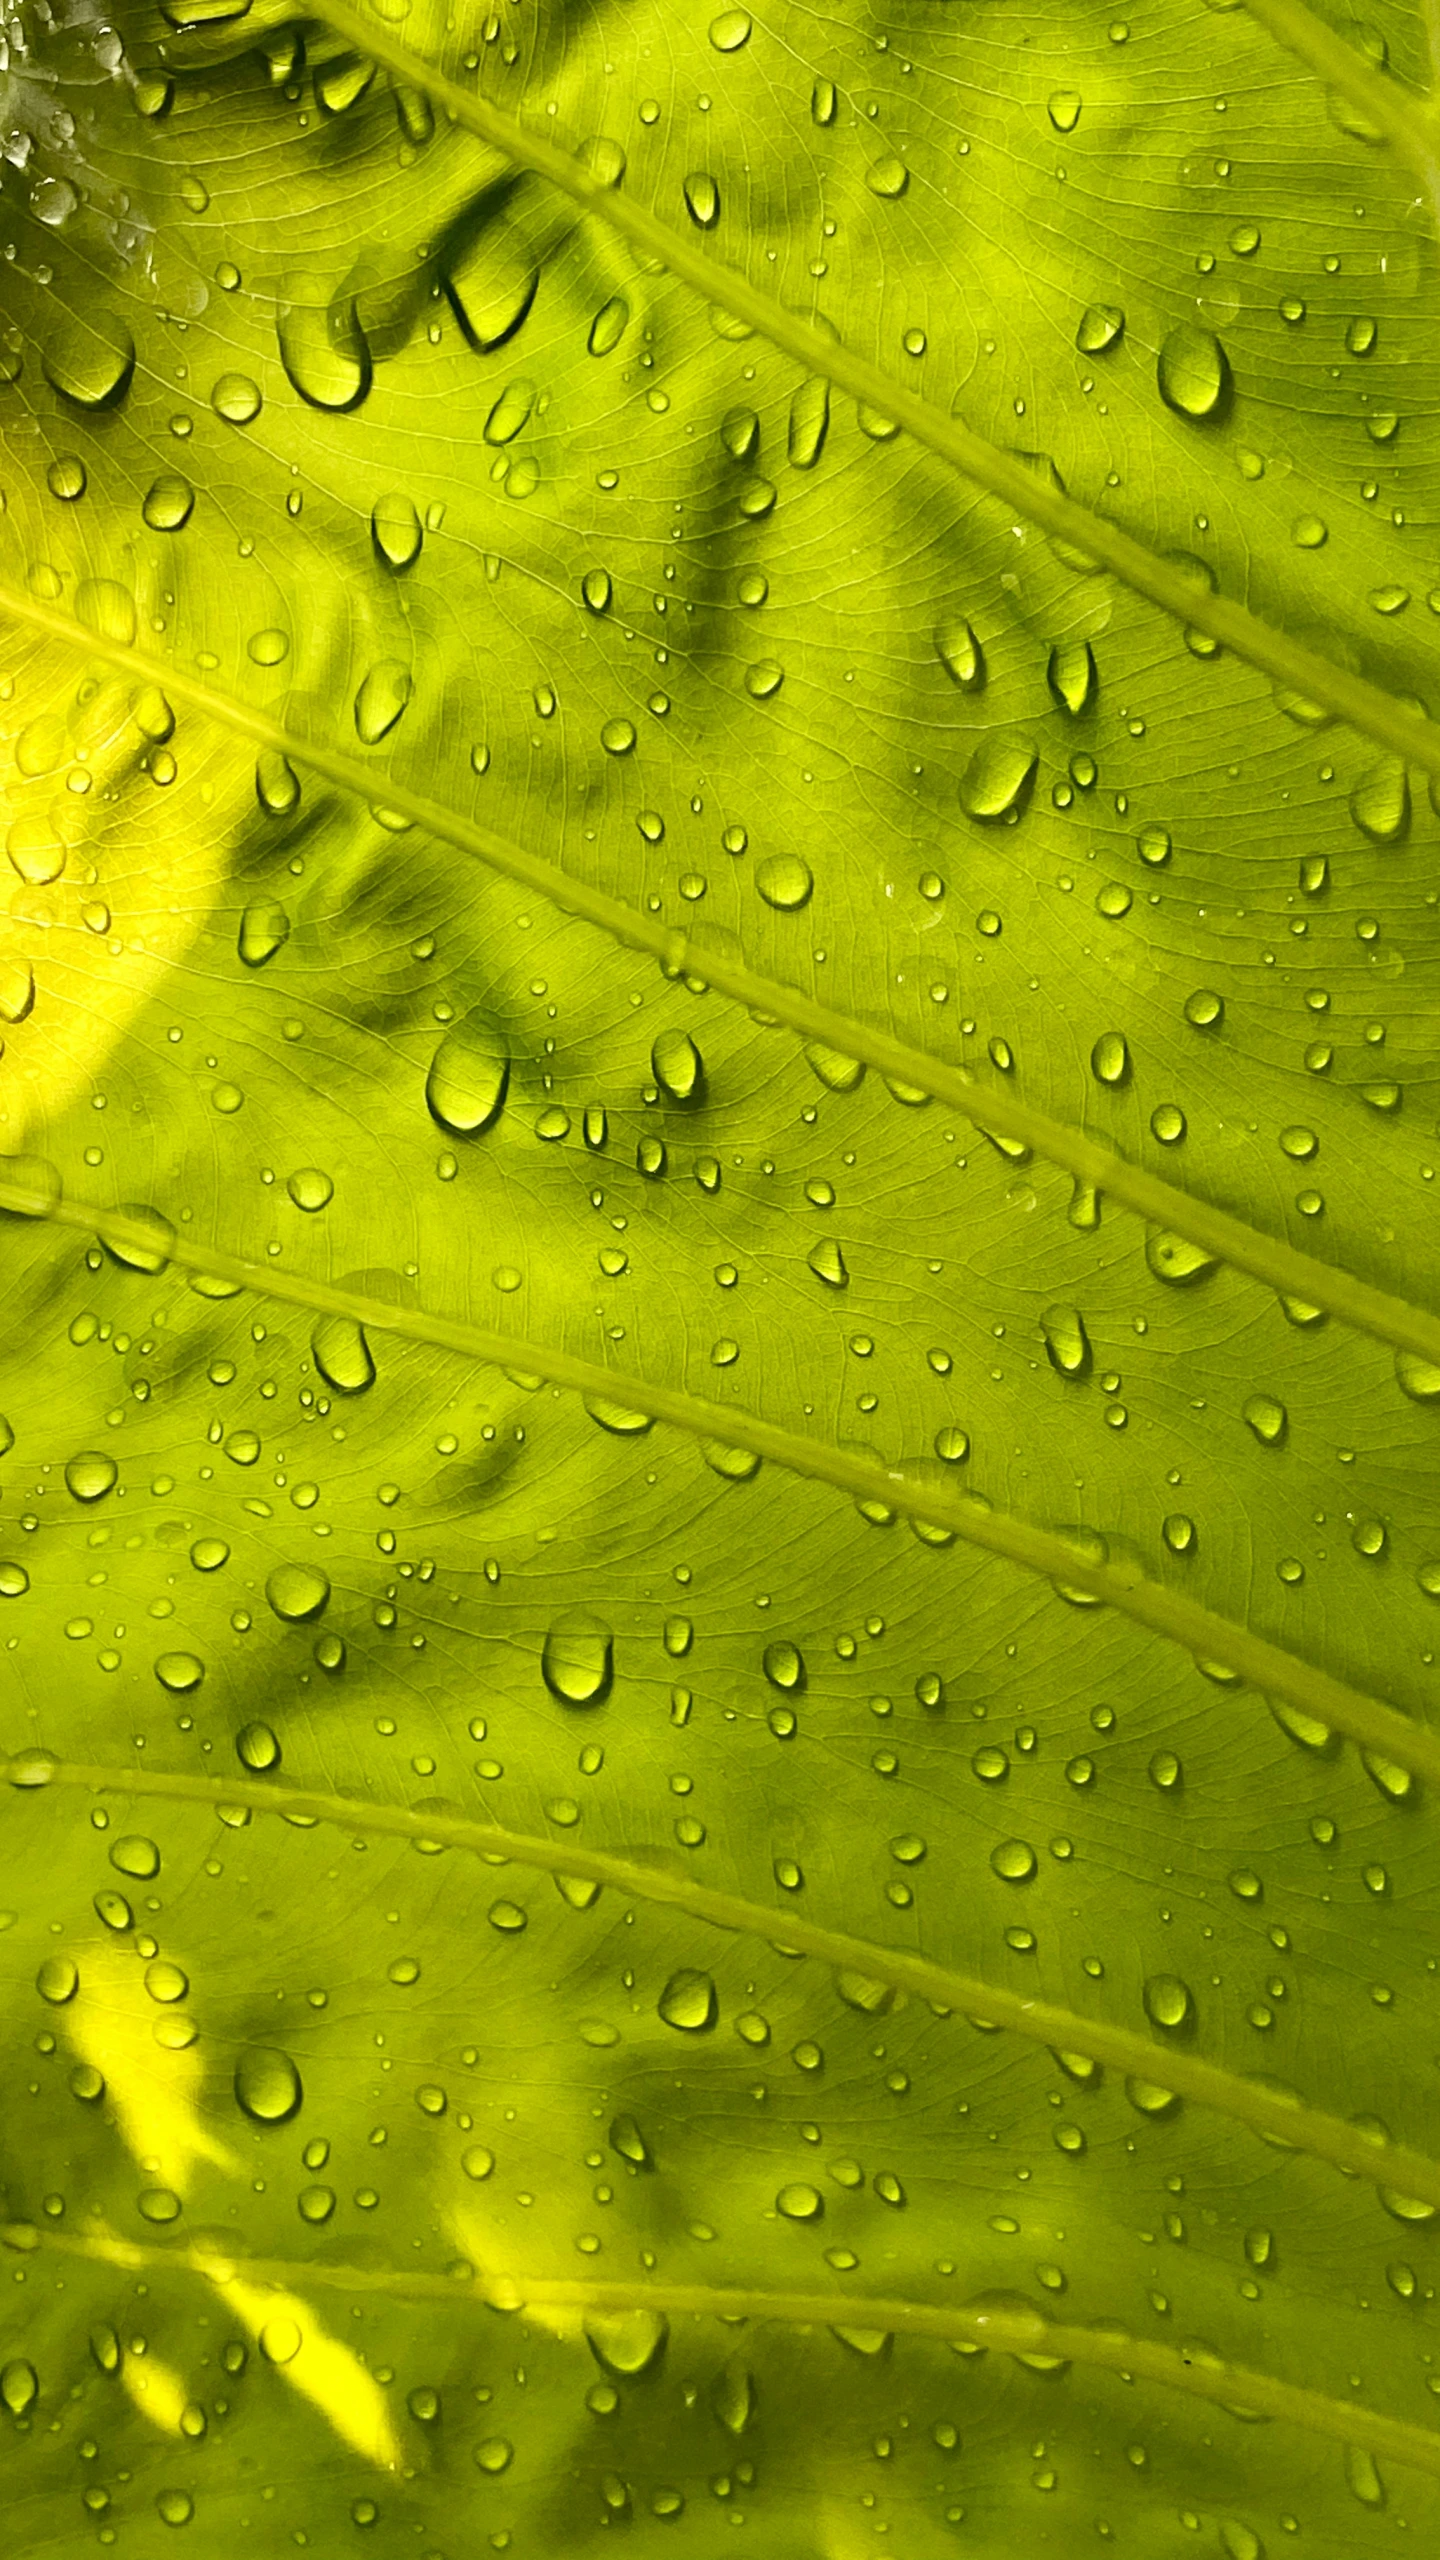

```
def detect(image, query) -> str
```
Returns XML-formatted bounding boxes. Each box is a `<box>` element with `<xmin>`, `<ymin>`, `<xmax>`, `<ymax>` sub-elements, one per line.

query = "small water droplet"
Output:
<box><xmin>111</xmin><ymin>1835</ymin><xmax>160</xmax><ymax>1879</ymax></box>
<box><xmin>1143</xmin><ymin>1973</ymin><xmax>1194</xmax><ymax>2030</ymax></box>
<box><xmin>990</xmin><ymin>1838</ymin><xmax>1037</xmax><ymax>1882</ymax></box>
<box><xmin>1048</xmin><ymin>89</ymin><xmax>1081</xmax><ymax>130</ymax></box>
<box><xmin>708</xmin><ymin>7</ymin><xmax>751</xmax><ymax>46</ymax></box>
<box><xmin>585</xmin><ymin>2308</ymin><xmax>669</xmax><ymax>2376</ymax></box>
<box><xmin>236</xmin><ymin>1720</ymin><xmax>281</xmax><ymax>1772</ymax></box>
<box><xmin>684</xmin><ymin>170</ymin><xmax>720</xmax><ymax>228</ymax></box>
<box><xmin>788</xmin><ymin>375</ymin><xmax>829</xmax><ymax>468</ymax></box>
<box><xmin>1146</xmin><ymin>1230</ymin><xmax>1218</xmax><ymax>1286</ymax></box>
<box><xmin>935</xmin><ymin>615</ymin><xmax>984</xmax><ymax>690</ymax></box>
<box><xmin>0</xmin><ymin>2360</ymin><xmax>38</xmax><ymax>2416</ymax></box>
<box><xmin>371</xmin><ymin>491</ymin><xmax>423</xmax><ymax>570</ymax></box>
<box><xmin>588</xmin><ymin>295</ymin><xmax>630</xmax><ymax>356</ymax></box>
<box><xmin>866</xmin><ymin>156</ymin><xmax>909</xmax><ymax>198</ymax></box>
<box><xmin>652</xmin><ymin>1029</ymin><xmax>704</xmax><ymax>1103</ymax></box>
<box><xmin>1047</xmin><ymin>640</ymin><xmax>1096</xmax><ymax>715</ymax></box>
<box><xmin>776</xmin><ymin>2180</ymin><xmax>823</xmax><ymax>2219</ymax></box>
<box><xmin>36</xmin><ymin>1955</ymin><xmax>78</xmax><ymax>2005</ymax></box>
<box><xmin>1090</xmin><ymin>1030</ymin><xmax>1129</xmax><ymax>1087</ymax></box>
<box><xmin>234</xmin><ymin>2045</ymin><xmax>303</xmax><ymax>2124</ymax></box>
<box><xmin>286</xmin><ymin>1167</ymin><xmax>334</xmax><ymax>1212</ymax></box>
<box><xmin>1041</xmin><ymin>1305</ymin><xmax>1090</xmax><ymax>1379</ymax></box>
<box><xmin>484</xmin><ymin>377</ymin><xmax>536</xmax><ymax>445</ymax></box>
<box><xmin>211</xmin><ymin>372</ymin><xmax>262</xmax><ymax>424</ymax></box>
<box><xmin>155</xmin><ymin>1652</ymin><xmax>204</xmax><ymax>1694</ymax></box>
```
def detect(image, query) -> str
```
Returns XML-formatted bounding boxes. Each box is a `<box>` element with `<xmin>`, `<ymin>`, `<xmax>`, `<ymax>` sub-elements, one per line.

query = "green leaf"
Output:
<box><xmin>2</xmin><ymin>0</ymin><xmax>1440</xmax><ymax>2549</ymax></box>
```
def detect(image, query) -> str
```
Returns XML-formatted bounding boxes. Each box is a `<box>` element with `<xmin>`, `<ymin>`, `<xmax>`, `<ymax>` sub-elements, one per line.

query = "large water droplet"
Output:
<box><xmin>588</xmin><ymin>294</ymin><xmax>630</xmax><ymax>356</ymax></box>
<box><xmin>1041</xmin><ymin>1305</ymin><xmax>1090</xmax><ymax>1378</ymax></box>
<box><xmin>484</xmin><ymin>378</ymin><xmax>536</xmax><ymax>445</ymax></box>
<box><xmin>1243</xmin><ymin>1394</ymin><xmax>1287</xmax><ymax>1447</ymax></box>
<box><xmin>958</xmin><ymin>737</ymin><xmax>1037</xmax><ymax>821</ymax></box>
<box><xmin>234</xmin><ymin>2044</ymin><xmax>303</xmax><ymax>2124</ymax></box>
<box><xmin>311</xmin><ymin>1315</ymin><xmax>376</xmax><ymax>1395</ymax></box>
<box><xmin>0</xmin><ymin>2359</ymin><xmax>38</xmax><ymax>2416</ymax></box>
<box><xmin>807</xmin><ymin>1238</ymin><xmax>848</xmax><ymax>1288</ymax></box>
<box><xmin>652</xmin><ymin>1030</ymin><xmax>704</xmax><ymax>1104</ymax></box>
<box><xmin>444</xmin><ymin>238</ymin><xmax>539</xmax><ymax>353</ymax></box>
<box><xmin>1157</xmin><ymin>324</ymin><xmax>1230</xmax><ymax>420</ymax></box>
<box><xmin>255</xmin><ymin>754</ymin><xmax>301</xmax><ymax>817</ymax></box>
<box><xmin>211</xmin><ymin>371</ymin><xmax>262</xmax><ymax>424</ymax></box>
<box><xmin>236</xmin><ymin>1720</ymin><xmax>281</xmax><ymax>1772</ymax></box>
<box><xmin>684</xmin><ymin>170</ymin><xmax>721</xmax><ymax>229</ymax></box>
<box><xmin>711</xmin><ymin>2363</ymin><xmax>755</xmax><ymax>2433</ymax></box>
<box><xmin>354</xmin><ymin>659</ymin><xmax>413</xmax><ymax>745</ymax></box>
<box><xmin>1076</xmin><ymin>303</ymin><xmax>1124</xmax><ymax>355</ymax></box>
<box><xmin>1091</xmin><ymin>1030</ymin><xmax>1130</xmax><ymax>1086</ymax></box>
<box><xmin>65</xmin><ymin>1451</ymin><xmax>118</xmax><ymax>1503</ymax></box>
<box><xmin>756</xmin><ymin>852</ymin><xmax>813</xmax><ymax>910</ymax></box>
<box><xmin>584</xmin><ymin>2308</ymin><xmax>668</xmax><ymax>2377</ymax></box>
<box><xmin>277</xmin><ymin>296</ymin><xmax>371</xmax><ymax>410</ymax></box>
<box><xmin>788</xmin><ymin>375</ymin><xmax>829</xmax><ymax>468</ymax></box>
<box><xmin>0</xmin><ymin>959</ymin><xmax>35</xmax><ymax>1026</ymax></box>
<box><xmin>1047</xmin><ymin>640</ymin><xmax>1096</xmax><ymax>715</ymax></box>
<box><xmin>426</xmin><ymin>1020</ymin><xmax>509</xmax><ymax>1136</ymax></box>
<box><xmin>141</xmin><ymin>474</ymin><xmax>195</xmax><ymax>532</ymax></box>
<box><xmin>763</xmin><ymin>1639</ymin><xmax>805</xmax><ymax>1691</ymax></box>
<box><xmin>657</xmin><ymin>1968</ymin><xmax>718</xmax><ymax>2031</ymax></box>
<box><xmin>371</xmin><ymin>492</ymin><xmax>423</xmax><ymax>571</ymax></box>
<box><xmin>1143</xmin><ymin>1973</ymin><xmax>1194</xmax><ymax>2031</ymax></box>
<box><xmin>935</xmin><ymin>616</ymin><xmax>984</xmax><ymax>690</ymax></box>
<box><xmin>265</xmin><ymin>1563</ymin><xmax>331</xmax><ymax>1624</ymax></box>
<box><xmin>43</xmin><ymin>312</ymin><xmax>135</xmax><ymax>408</ymax></box>
<box><xmin>1349</xmin><ymin>757</ymin><xmax>1409</xmax><ymax>843</ymax></box>
<box><xmin>542</xmin><ymin>1612</ymin><xmax>614</xmax><ymax>1706</ymax></box>
<box><xmin>238</xmin><ymin>901</ymin><xmax>291</xmax><ymax>968</ymax></box>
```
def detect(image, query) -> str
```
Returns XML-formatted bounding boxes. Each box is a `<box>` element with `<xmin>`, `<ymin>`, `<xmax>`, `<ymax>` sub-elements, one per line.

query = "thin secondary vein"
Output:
<box><xmin>2</xmin><ymin>579</ymin><xmax>1438</xmax><ymax>1373</ymax></box>
<box><xmin>9</xmin><ymin>1753</ymin><xmax>1440</xmax><ymax>2212</ymax></box>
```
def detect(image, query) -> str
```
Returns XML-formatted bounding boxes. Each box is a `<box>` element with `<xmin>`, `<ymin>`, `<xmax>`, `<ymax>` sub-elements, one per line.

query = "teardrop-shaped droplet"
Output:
<box><xmin>371</xmin><ymin>492</ymin><xmax>423</xmax><ymax>571</ymax></box>
<box><xmin>1143</xmin><ymin>1973</ymin><xmax>1194</xmax><ymax>2031</ymax></box>
<box><xmin>264</xmin><ymin>1563</ymin><xmax>331</xmax><ymax>1624</ymax></box>
<box><xmin>711</xmin><ymin>2363</ymin><xmax>756</xmax><ymax>2433</ymax></box>
<box><xmin>584</xmin><ymin>2307</ymin><xmax>669</xmax><ymax>2377</ymax></box>
<box><xmin>0</xmin><ymin>2359</ymin><xmax>38</xmax><ymax>2416</ymax></box>
<box><xmin>1076</xmin><ymin>303</ymin><xmax>1124</xmax><ymax>355</ymax></box>
<box><xmin>1243</xmin><ymin>1393</ymin><xmax>1287</xmax><ymax>1446</ymax></box>
<box><xmin>43</xmin><ymin>312</ymin><xmax>135</xmax><ymax>409</ymax></box>
<box><xmin>425</xmin><ymin>1020</ymin><xmax>509</xmax><ymax>1137</ymax></box>
<box><xmin>234</xmin><ymin>2044</ymin><xmax>304</xmax><ymax>2125</ymax></box>
<box><xmin>276</xmin><ymin>296</ymin><xmax>371</xmax><ymax>411</ymax></box>
<box><xmin>805</xmin><ymin>1042</ymin><xmax>865</xmax><ymax>1092</ymax></box>
<box><xmin>1048</xmin><ymin>88</ymin><xmax>1081</xmax><ymax>131</ymax></box>
<box><xmin>1041</xmin><ymin>1305</ymin><xmax>1090</xmax><ymax>1379</ymax></box>
<box><xmin>588</xmin><ymin>294</ymin><xmax>630</xmax><ymax>357</ymax></box>
<box><xmin>657</xmin><ymin>1968</ymin><xmax>717</xmax><ymax>2031</ymax></box>
<box><xmin>1157</xmin><ymin>324</ymin><xmax>1230</xmax><ymax>420</ymax></box>
<box><xmin>788</xmin><ymin>375</ymin><xmax>829</xmax><ymax>469</ymax></box>
<box><xmin>542</xmin><ymin>1611</ymin><xmax>614</xmax><ymax>1706</ymax></box>
<box><xmin>311</xmin><ymin>1314</ymin><xmax>376</xmax><ymax>1395</ymax></box>
<box><xmin>1047</xmin><ymin>639</ymin><xmax>1096</xmax><ymax>715</ymax></box>
<box><xmin>1145</xmin><ymin>1229</ymin><xmax>1218</xmax><ymax>1286</ymax></box>
<box><xmin>582</xmin><ymin>568</ymin><xmax>612</xmax><ymax>613</ymax></box>
<box><xmin>609</xmin><ymin>2112</ymin><xmax>651</xmax><ymax>2166</ymax></box>
<box><xmin>238</xmin><ymin>901</ymin><xmax>291</xmax><ymax>967</ymax></box>
<box><xmin>935</xmin><ymin>616</ymin><xmax>984</xmax><ymax>690</ymax></box>
<box><xmin>484</xmin><ymin>378</ymin><xmax>536</xmax><ymax>446</ymax></box>
<box><xmin>807</xmin><ymin>1238</ymin><xmax>848</xmax><ymax>1288</ymax></box>
<box><xmin>652</xmin><ymin>1030</ymin><xmax>704</xmax><ymax>1104</ymax></box>
<box><xmin>444</xmin><ymin>239</ymin><xmax>539</xmax><ymax>353</ymax></box>
<box><xmin>763</xmin><ymin>1639</ymin><xmax>805</xmax><ymax>1691</ymax></box>
<box><xmin>683</xmin><ymin>169</ymin><xmax>720</xmax><ymax>228</ymax></box>
<box><xmin>958</xmin><ymin>737</ymin><xmax>1037</xmax><ymax>821</ymax></box>
<box><xmin>65</xmin><ymin>1451</ymin><xmax>118</xmax><ymax>1503</ymax></box>
<box><xmin>354</xmin><ymin>659</ymin><xmax>413</xmax><ymax>745</ymax></box>
<box><xmin>1091</xmin><ymin>1030</ymin><xmax>1130</xmax><ymax>1086</ymax></box>
<box><xmin>1349</xmin><ymin>757</ymin><xmax>1409</xmax><ymax>843</ymax></box>
<box><xmin>255</xmin><ymin>754</ymin><xmax>301</xmax><ymax>818</ymax></box>
<box><xmin>89</xmin><ymin>2323</ymin><xmax>122</xmax><ymax>2375</ymax></box>
<box><xmin>756</xmin><ymin>852</ymin><xmax>813</xmax><ymax>910</ymax></box>
<box><xmin>1396</xmin><ymin>1351</ymin><xmax>1440</xmax><ymax>1404</ymax></box>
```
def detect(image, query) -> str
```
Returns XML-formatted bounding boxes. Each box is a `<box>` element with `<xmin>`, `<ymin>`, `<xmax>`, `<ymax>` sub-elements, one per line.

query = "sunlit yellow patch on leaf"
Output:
<box><xmin>64</xmin><ymin>1941</ymin><xmax>241</xmax><ymax>2189</ymax></box>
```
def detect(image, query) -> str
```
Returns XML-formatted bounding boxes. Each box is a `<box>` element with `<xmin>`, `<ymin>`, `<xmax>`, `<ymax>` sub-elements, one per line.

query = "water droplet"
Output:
<box><xmin>935</xmin><ymin>615</ymin><xmax>984</xmax><ymax>690</ymax></box>
<box><xmin>959</xmin><ymin>737</ymin><xmax>1037</xmax><ymax>821</ymax></box>
<box><xmin>652</xmin><ymin>1029</ymin><xmax>703</xmax><ymax>1103</ymax></box>
<box><xmin>255</xmin><ymin>752</ymin><xmax>300</xmax><ymax>817</ymax></box>
<box><xmin>260</xmin><ymin>2318</ymin><xmax>302</xmax><ymax>2366</ymax></box>
<box><xmin>371</xmin><ymin>491</ymin><xmax>422</xmax><ymax>570</ymax></box>
<box><xmin>1345</xmin><ymin>2445</ymin><xmax>1385</xmax><ymax>2509</ymax></box>
<box><xmin>277</xmin><ymin>297</ymin><xmax>371</xmax><ymax>410</ymax></box>
<box><xmin>788</xmin><ymin>375</ymin><xmax>829</xmax><ymax>468</ymax></box>
<box><xmin>1143</xmin><ymin>1973</ymin><xmax>1194</xmax><ymax>2030</ymax></box>
<box><xmin>36</xmin><ymin>1955</ymin><xmax>78</xmax><ymax>2004</ymax></box>
<box><xmin>211</xmin><ymin>371</ymin><xmax>262</xmax><ymax>424</ymax></box>
<box><xmin>43</xmin><ymin>312</ymin><xmax>135</xmax><ymax>408</ymax></box>
<box><xmin>1362</xmin><ymin>1749</ymin><xmax>1413</xmax><ymax>1804</ymax></box>
<box><xmin>191</xmin><ymin>1537</ymin><xmax>229</xmax><ymax>1573</ymax></box>
<box><xmin>0</xmin><ymin>959</ymin><xmax>35</xmax><ymax>1025</ymax></box>
<box><xmin>763</xmin><ymin>1640</ymin><xmax>805</xmax><ymax>1692</ymax></box>
<box><xmin>745</xmin><ymin>659</ymin><xmax>784</xmax><ymax>700</ymax></box>
<box><xmin>1076</xmin><ymin>303</ymin><xmax>1124</xmax><ymax>354</ymax></box>
<box><xmin>588</xmin><ymin>294</ymin><xmax>630</xmax><ymax>356</ymax></box>
<box><xmin>234</xmin><ymin>2045</ymin><xmax>303</xmax><ymax>2125</ymax></box>
<box><xmin>585</xmin><ymin>2308</ymin><xmax>668</xmax><ymax>2377</ymax></box>
<box><xmin>141</xmin><ymin>473</ymin><xmax>195</xmax><ymax>532</ymax></box>
<box><xmin>990</xmin><ymin>1838</ymin><xmax>1037</xmax><ymax>1882</ymax></box>
<box><xmin>311</xmin><ymin>1314</ymin><xmax>376</xmax><ymax>1395</ymax></box>
<box><xmin>1047</xmin><ymin>640</ymin><xmax>1095</xmax><ymax>715</ymax></box>
<box><xmin>866</xmin><ymin>156</ymin><xmax>908</xmax><ymax>197</ymax></box>
<box><xmin>484</xmin><ymin>378</ymin><xmax>536</xmax><ymax>446</ymax></box>
<box><xmin>265</xmin><ymin>1563</ymin><xmax>331</xmax><ymax>1624</ymax></box>
<box><xmin>155</xmin><ymin>1652</ymin><xmax>204</xmax><ymax>1694</ymax></box>
<box><xmin>542</xmin><ymin>1612</ymin><xmax>614</xmax><ymax>1706</ymax></box>
<box><xmin>1125</xmin><ymin>2078</ymin><xmax>1180</xmax><ymax>2119</ymax></box>
<box><xmin>1243</xmin><ymin>1394</ymin><xmax>1287</xmax><ymax>1446</ymax></box>
<box><xmin>756</xmin><ymin>852</ymin><xmax>813</xmax><ymax>909</ymax></box>
<box><xmin>1157</xmin><ymin>324</ymin><xmax>1230</xmax><ymax>419</ymax></box>
<box><xmin>238</xmin><ymin>901</ymin><xmax>291</xmax><ymax>968</ymax></box>
<box><xmin>683</xmin><ymin>169</ymin><xmax>720</xmax><ymax>228</ymax></box>
<box><xmin>0</xmin><ymin>2360</ymin><xmax>37</xmax><ymax>2416</ymax></box>
<box><xmin>709</xmin><ymin>6</ymin><xmax>751</xmax><ymax>45</ymax></box>
<box><xmin>711</xmin><ymin>2363</ymin><xmax>755</xmax><ymax>2432</ymax></box>
<box><xmin>354</xmin><ymin>659</ymin><xmax>413</xmax><ymax>745</ymax></box>
<box><xmin>65</xmin><ymin>1452</ymin><xmax>117</xmax><ymax>1504</ymax></box>
<box><xmin>111</xmin><ymin>1836</ymin><xmax>159</xmax><ymax>1880</ymax></box>
<box><xmin>1041</xmin><ymin>1305</ymin><xmax>1090</xmax><ymax>1379</ymax></box>
<box><xmin>1350</xmin><ymin>757</ymin><xmax>1409</xmax><ymax>843</ymax></box>
<box><xmin>426</xmin><ymin>1020</ymin><xmax>509</xmax><ymax>1136</ymax></box>
<box><xmin>1146</xmin><ymin>1230</ymin><xmax>1218</xmax><ymax>1286</ymax></box>
<box><xmin>287</xmin><ymin>1167</ymin><xmax>334</xmax><ymax>1213</ymax></box>
<box><xmin>582</xmin><ymin>568</ymin><xmax>612</xmax><ymax>613</ymax></box>
<box><xmin>1219</xmin><ymin>2523</ymin><xmax>1262</xmax><ymax>2560</ymax></box>
<box><xmin>1184</xmin><ymin>988</ymin><xmax>1223</xmax><ymax>1029</ymax></box>
<box><xmin>145</xmin><ymin>1958</ymin><xmax>189</xmax><ymax>2004</ymax></box>
<box><xmin>236</xmin><ymin>1720</ymin><xmax>281</xmax><ymax>1772</ymax></box>
<box><xmin>776</xmin><ymin>2180</ymin><xmax>823</xmax><ymax>2219</ymax></box>
<box><xmin>804</xmin><ymin>1042</ymin><xmax>864</xmax><ymax>1093</ymax></box>
<box><xmin>658</xmin><ymin>1969</ymin><xmax>718</xmax><ymax>2031</ymax></box>
<box><xmin>474</xmin><ymin>2437</ymin><xmax>513</xmax><ymax>2474</ymax></box>
<box><xmin>1091</xmin><ymin>1030</ymin><xmax>1130</xmax><ymax>1086</ymax></box>
<box><xmin>807</xmin><ymin>1238</ymin><xmax>848</xmax><ymax>1289</ymax></box>
<box><xmin>1048</xmin><ymin>89</ymin><xmax>1081</xmax><ymax>130</ymax></box>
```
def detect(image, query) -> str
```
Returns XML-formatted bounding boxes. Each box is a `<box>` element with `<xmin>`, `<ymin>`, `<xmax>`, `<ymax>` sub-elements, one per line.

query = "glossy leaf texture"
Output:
<box><xmin>2</xmin><ymin>0</ymin><xmax>1440</xmax><ymax>2550</ymax></box>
